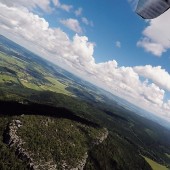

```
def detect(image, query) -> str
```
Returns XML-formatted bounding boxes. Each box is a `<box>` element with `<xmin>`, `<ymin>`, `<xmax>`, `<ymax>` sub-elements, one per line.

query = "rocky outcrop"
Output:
<box><xmin>93</xmin><ymin>128</ymin><xmax>109</xmax><ymax>146</ymax></box>
<box><xmin>4</xmin><ymin>119</ymin><xmax>34</xmax><ymax>169</ymax></box>
<box><xmin>4</xmin><ymin>119</ymin><xmax>57</xmax><ymax>170</ymax></box>
<box><xmin>98</xmin><ymin>128</ymin><xmax>109</xmax><ymax>144</ymax></box>
<box><xmin>4</xmin><ymin>119</ymin><xmax>108</xmax><ymax>170</ymax></box>
<box><xmin>70</xmin><ymin>128</ymin><xmax>109</xmax><ymax>170</ymax></box>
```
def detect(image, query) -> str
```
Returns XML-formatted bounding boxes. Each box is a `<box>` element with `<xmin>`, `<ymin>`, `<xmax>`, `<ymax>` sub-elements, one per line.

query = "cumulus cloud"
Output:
<box><xmin>0</xmin><ymin>0</ymin><xmax>51</xmax><ymax>12</ymax></box>
<box><xmin>128</xmin><ymin>0</ymin><xmax>170</xmax><ymax>57</ymax></box>
<box><xmin>134</xmin><ymin>65</ymin><xmax>170</xmax><ymax>91</ymax></box>
<box><xmin>60</xmin><ymin>18</ymin><xmax>82</xmax><ymax>33</ymax></box>
<box><xmin>75</xmin><ymin>8</ymin><xmax>82</xmax><ymax>16</ymax></box>
<box><xmin>163</xmin><ymin>100</ymin><xmax>170</xmax><ymax>111</ymax></box>
<box><xmin>137</xmin><ymin>38</ymin><xmax>166</xmax><ymax>57</ymax></box>
<box><xmin>137</xmin><ymin>10</ymin><xmax>170</xmax><ymax>56</ymax></box>
<box><xmin>60</xmin><ymin>4</ymin><xmax>72</xmax><ymax>12</ymax></box>
<box><xmin>52</xmin><ymin>0</ymin><xmax>72</xmax><ymax>12</ymax></box>
<box><xmin>141</xmin><ymin>83</ymin><xmax>164</xmax><ymax>107</ymax></box>
<box><xmin>82</xmin><ymin>17</ymin><xmax>89</xmax><ymax>25</ymax></box>
<box><xmin>0</xmin><ymin>3</ymin><xmax>71</xmax><ymax>65</ymax></box>
<box><xmin>1</xmin><ymin>1</ymin><xmax>170</xmax><ymax>119</ymax></box>
<box><xmin>115</xmin><ymin>41</ymin><xmax>121</xmax><ymax>48</ymax></box>
<box><xmin>0</xmin><ymin>0</ymin><xmax>73</xmax><ymax>12</ymax></box>
<box><xmin>81</xmin><ymin>17</ymin><xmax>93</xmax><ymax>27</ymax></box>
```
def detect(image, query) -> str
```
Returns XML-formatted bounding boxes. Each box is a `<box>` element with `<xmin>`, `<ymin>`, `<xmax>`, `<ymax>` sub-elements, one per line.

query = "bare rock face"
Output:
<box><xmin>4</xmin><ymin>119</ymin><xmax>34</xmax><ymax>169</ymax></box>
<box><xmin>93</xmin><ymin>128</ymin><xmax>109</xmax><ymax>146</ymax></box>
<box><xmin>8</xmin><ymin>120</ymin><xmax>23</xmax><ymax>146</ymax></box>
<box><xmin>98</xmin><ymin>128</ymin><xmax>109</xmax><ymax>144</ymax></box>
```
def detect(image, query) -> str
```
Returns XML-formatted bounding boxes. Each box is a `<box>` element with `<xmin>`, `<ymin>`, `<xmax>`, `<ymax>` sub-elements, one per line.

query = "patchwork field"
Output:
<box><xmin>0</xmin><ymin>51</ymin><xmax>72</xmax><ymax>96</ymax></box>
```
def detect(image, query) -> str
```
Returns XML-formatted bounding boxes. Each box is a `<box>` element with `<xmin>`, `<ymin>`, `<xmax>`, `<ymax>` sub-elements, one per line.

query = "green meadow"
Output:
<box><xmin>143</xmin><ymin>156</ymin><xmax>169</xmax><ymax>170</ymax></box>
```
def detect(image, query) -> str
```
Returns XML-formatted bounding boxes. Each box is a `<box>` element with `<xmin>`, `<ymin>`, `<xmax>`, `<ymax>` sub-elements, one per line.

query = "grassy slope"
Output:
<box><xmin>166</xmin><ymin>154</ymin><xmax>170</xmax><ymax>159</ymax></box>
<box><xmin>143</xmin><ymin>156</ymin><xmax>169</xmax><ymax>170</ymax></box>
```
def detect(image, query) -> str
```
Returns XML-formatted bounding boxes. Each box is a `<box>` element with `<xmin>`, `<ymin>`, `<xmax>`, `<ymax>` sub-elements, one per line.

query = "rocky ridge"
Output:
<box><xmin>4</xmin><ymin>119</ymin><xmax>109</xmax><ymax>170</ymax></box>
<box><xmin>4</xmin><ymin>119</ymin><xmax>57</xmax><ymax>170</ymax></box>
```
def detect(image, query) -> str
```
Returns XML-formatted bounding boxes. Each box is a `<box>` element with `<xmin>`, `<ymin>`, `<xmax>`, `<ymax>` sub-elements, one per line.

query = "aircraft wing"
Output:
<box><xmin>136</xmin><ymin>0</ymin><xmax>170</xmax><ymax>19</ymax></box>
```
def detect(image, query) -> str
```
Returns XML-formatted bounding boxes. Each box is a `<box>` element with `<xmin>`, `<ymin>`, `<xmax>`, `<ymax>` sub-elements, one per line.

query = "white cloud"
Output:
<box><xmin>52</xmin><ymin>0</ymin><xmax>72</xmax><ymax>12</ymax></box>
<box><xmin>82</xmin><ymin>17</ymin><xmax>89</xmax><ymax>25</ymax></box>
<box><xmin>163</xmin><ymin>100</ymin><xmax>170</xmax><ymax>111</ymax></box>
<box><xmin>137</xmin><ymin>38</ymin><xmax>166</xmax><ymax>57</ymax></box>
<box><xmin>1</xmin><ymin>1</ymin><xmax>170</xmax><ymax>119</ymax></box>
<box><xmin>59</xmin><ymin>4</ymin><xmax>72</xmax><ymax>12</ymax></box>
<box><xmin>134</xmin><ymin>65</ymin><xmax>170</xmax><ymax>91</ymax></box>
<box><xmin>81</xmin><ymin>17</ymin><xmax>93</xmax><ymax>27</ymax></box>
<box><xmin>137</xmin><ymin>10</ymin><xmax>170</xmax><ymax>56</ymax></box>
<box><xmin>52</xmin><ymin>0</ymin><xmax>59</xmax><ymax>6</ymax></box>
<box><xmin>141</xmin><ymin>83</ymin><xmax>164</xmax><ymax>107</ymax></box>
<box><xmin>0</xmin><ymin>0</ymin><xmax>51</xmax><ymax>12</ymax></box>
<box><xmin>60</xmin><ymin>18</ymin><xmax>82</xmax><ymax>33</ymax></box>
<box><xmin>115</xmin><ymin>41</ymin><xmax>121</xmax><ymax>48</ymax></box>
<box><xmin>0</xmin><ymin>3</ymin><xmax>71</xmax><ymax>64</ymax></box>
<box><xmin>75</xmin><ymin>8</ymin><xmax>82</xmax><ymax>16</ymax></box>
<box><xmin>128</xmin><ymin>0</ymin><xmax>170</xmax><ymax>57</ymax></box>
<box><xmin>0</xmin><ymin>0</ymin><xmax>73</xmax><ymax>12</ymax></box>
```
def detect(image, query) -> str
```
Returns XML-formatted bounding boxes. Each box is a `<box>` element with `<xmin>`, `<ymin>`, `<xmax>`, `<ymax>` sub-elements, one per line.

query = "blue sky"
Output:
<box><xmin>42</xmin><ymin>0</ymin><xmax>170</xmax><ymax>70</ymax></box>
<box><xmin>44</xmin><ymin>0</ymin><xmax>170</xmax><ymax>102</ymax></box>
<box><xmin>44</xmin><ymin>0</ymin><xmax>170</xmax><ymax>71</ymax></box>
<box><xmin>46</xmin><ymin>0</ymin><xmax>146</xmax><ymax>65</ymax></box>
<box><xmin>1</xmin><ymin>0</ymin><xmax>170</xmax><ymax>121</ymax></box>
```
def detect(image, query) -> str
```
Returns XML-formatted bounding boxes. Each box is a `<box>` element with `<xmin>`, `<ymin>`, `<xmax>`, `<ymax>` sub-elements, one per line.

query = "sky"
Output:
<box><xmin>1</xmin><ymin>0</ymin><xmax>170</xmax><ymax>121</ymax></box>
